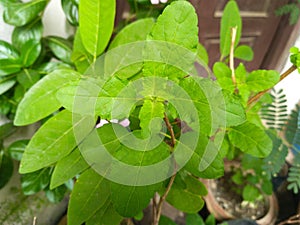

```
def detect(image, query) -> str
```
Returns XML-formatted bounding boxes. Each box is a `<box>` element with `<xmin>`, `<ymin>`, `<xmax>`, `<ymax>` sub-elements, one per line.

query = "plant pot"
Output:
<box><xmin>202</xmin><ymin>179</ymin><xmax>278</xmax><ymax>225</ymax></box>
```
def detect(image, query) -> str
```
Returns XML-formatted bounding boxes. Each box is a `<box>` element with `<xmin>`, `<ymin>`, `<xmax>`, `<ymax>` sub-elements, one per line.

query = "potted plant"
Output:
<box><xmin>0</xmin><ymin>0</ymin><xmax>299</xmax><ymax>224</ymax></box>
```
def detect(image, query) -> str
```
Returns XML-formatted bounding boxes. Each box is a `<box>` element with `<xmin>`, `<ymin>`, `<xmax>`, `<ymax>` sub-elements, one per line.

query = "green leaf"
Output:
<box><xmin>79</xmin><ymin>0</ymin><xmax>116</xmax><ymax>57</ymax></box>
<box><xmin>0</xmin><ymin>116</ymin><xmax>14</xmax><ymax>139</ymax></box>
<box><xmin>139</xmin><ymin>99</ymin><xmax>165</xmax><ymax>136</ymax></box>
<box><xmin>159</xmin><ymin>215</ymin><xmax>178</xmax><ymax>225</ymax></box>
<box><xmin>12</xmin><ymin>18</ymin><xmax>43</xmax><ymax>50</ymax></box>
<box><xmin>19</xmin><ymin>39</ymin><xmax>41</xmax><ymax>67</ymax></box>
<box><xmin>166</xmin><ymin>179</ymin><xmax>204</xmax><ymax>213</ymax></box>
<box><xmin>45</xmin><ymin>184</ymin><xmax>67</xmax><ymax>203</ymax></box>
<box><xmin>186</xmin><ymin>214</ymin><xmax>205</xmax><ymax>225</ymax></box>
<box><xmin>228</xmin><ymin>122</ymin><xmax>273</xmax><ymax>157</ymax></box>
<box><xmin>71</xmin><ymin>29</ymin><xmax>93</xmax><ymax>73</ymax></box>
<box><xmin>17</xmin><ymin>69</ymin><xmax>41</xmax><ymax>89</ymax></box>
<box><xmin>0</xmin><ymin>40</ymin><xmax>20</xmax><ymax>59</ymax></box>
<box><xmin>111</xmin><ymin>182</ymin><xmax>160</xmax><ymax>217</ymax></box>
<box><xmin>0</xmin><ymin>152</ymin><xmax>14</xmax><ymax>189</ymax></box>
<box><xmin>197</xmin><ymin>43</ymin><xmax>209</xmax><ymax>65</ymax></box>
<box><xmin>0</xmin><ymin>59</ymin><xmax>22</xmax><ymax>76</ymax></box>
<box><xmin>21</xmin><ymin>167</ymin><xmax>51</xmax><ymax>195</ymax></box>
<box><xmin>61</xmin><ymin>0</ymin><xmax>78</xmax><ymax>26</ymax></box>
<box><xmin>220</xmin><ymin>0</ymin><xmax>241</xmax><ymax>59</ymax></box>
<box><xmin>14</xmin><ymin>69</ymin><xmax>81</xmax><ymax>126</ymax></box>
<box><xmin>0</xmin><ymin>77</ymin><xmax>16</xmax><ymax>95</ymax></box>
<box><xmin>50</xmin><ymin>148</ymin><xmax>89</xmax><ymax>189</ymax></box>
<box><xmin>246</xmin><ymin>70</ymin><xmax>280</xmax><ymax>92</ymax></box>
<box><xmin>234</xmin><ymin>45</ymin><xmax>254</xmax><ymax>61</ymax></box>
<box><xmin>19</xmin><ymin>110</ymin><xmax>94</xmax><ymax>173</ymax></box>
<box><xmin>109</xmin><ymin>18</ymin><xmax>155</xmax><ymax>49</ymax></box>
<box><xmin>86</xmin><ymin>200</ymin><xmax>123</xmax><ymax>225</ymax></box>
<box><xmin>261</xmin><ymin>179</ymin><xmax>273</xmax><ymax>195</ymax></box>
<box><xmin>242</xmin><ymin>184</ymin><xmax>261</xmax><ymax>202</ymax></box>
<box><xmin>7</xmin><ymin>139</ymin><xmax>29</xmax><ymax>161</ymax></box>
<box><xmin>46</xmin><ymin>36</ymin><xmax>73</xmax><ymax>64</ymax></box>
<box><xmin>3</xmin><ymin>0</ymin><xmax>48</xmax><ymax>26</ymax></box>
<box><xmin>213</xmin><ymin>62</ymin><xmax>234</xmax><ymax>92</ymax></box>
<box><xmin>205</xmin><ymin>214</ymin><xmax>216</xmax><ymax>225</ymax></box>
<box><xmin>223</xmin><ymin>91</ymin><xmax>246</xmax><ymax>126</ymax></box>
<box><xmin>68</xmin><ymin>168</ymin><xmax>111</xmax><ymax>225</ymax></box>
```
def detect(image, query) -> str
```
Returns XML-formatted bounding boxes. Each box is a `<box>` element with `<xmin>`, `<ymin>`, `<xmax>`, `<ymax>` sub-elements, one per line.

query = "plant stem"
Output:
<box><xmin>247</xmin><ymin>64</ymin><xmax>297</xmax><ymax>107</ymax></box>
<box><xmin>152</xmin><ymin>114</ymin><xmax>177</xmax><ymax>225</ymax></box>
<box><xmin>277</xmin><ymin>213</ymin><xmax>300</xmax><ymax>225</ymax></box>
<box><xmin>230</xmin><ymin>26</ymin><xmax>238</xmax><ymax>94</ymax></box>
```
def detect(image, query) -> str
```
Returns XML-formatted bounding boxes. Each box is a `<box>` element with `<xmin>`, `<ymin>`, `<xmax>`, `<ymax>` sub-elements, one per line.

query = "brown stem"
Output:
<box><xmin>152</xmin><ymin>114</ymin><xmax>177</xmax><ymax>225</ymax></box>
<box><xmin>247</xmin><ymin>65</ymin><xmax>297</xmax><ymax>107</ymax></box>
<box><xmin>277</xmin><ymin>214</ymin><xmax>300</xmax><ymax>225</ymax></box>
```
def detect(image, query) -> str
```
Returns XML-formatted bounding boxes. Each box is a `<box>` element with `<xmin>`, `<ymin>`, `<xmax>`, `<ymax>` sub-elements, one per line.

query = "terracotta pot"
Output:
<box><xmin>202</xmin><ymin>179</ymin><xmax>279</xmax><ymax>225</ymax></box>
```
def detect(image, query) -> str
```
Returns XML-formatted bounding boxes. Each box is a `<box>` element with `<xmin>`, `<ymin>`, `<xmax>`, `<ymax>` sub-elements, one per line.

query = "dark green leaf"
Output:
<box><xmin>159</xmin><ymin>215</ymin><xmax>178</xmax><ymax>225</ymax></box>
<box><xmin>228</xmin><ymin>122</ymin><xmax>273</xmax><ymax>157</ymax></box>
<box><xmin>8</xmin><ymin>139</ymin><xmax>29</xmax><ymax>161</ymax></box>
<box><xmin>68</xmin><ymin>168</ymin><xmax>111</xmax><ymax>225</ymax></box>
<box><xmin>14</xmin><ymin>69</ymin><xmax>81</xmax><ymax>126</ymax></box>
<box><xmin>234</xmin><ymin>45</ymin><xmax>253</xmax><ymax>61</ymax></box>
<box><xmin>46</xmin><ymin>36</ymin><xmax>73</xmax><ymax>64</ymax></box>
<box><xmin>0</xmin><ymin>152</ymin><xmax>14</xmax><ymax>189</ymax></box>
<box><xmin>16</xmin><ymin>69</ymin><xmax>41</xmax><ymax>89</ymax></box>
<box><xmin>0</xmin><ymin>116</ymin><xmax>14</xmax><ymax>139</ymax></box>
<box><xmin>0</xmin><ymin>58</ymin><xmax>22</xmax><ymax>76</ymax></box>
<box><xmin>45</xmin><ymin>184</ymin><xmax>67</xmax><ymax>203</ymax></box>
<box><xmin>0</xmin><ymin>40</ymin><xmax>19</xmax><ymax>59</ymax></box>
<box><xmin>3</xmin><ymin>0</ymin><xmax>48</xmax><ymax>26</ymax></box>
<box><xmin>12</xmin><ymin>18</ymin><xmax>43</xmax><ymax>50</ymax></box>
<box><xmin>186</xmin><ymin>213</ymin><xmax>205</xmax><ymax>225</ymax></box>
<box><xmin>220</xmin><ymin>0</ymin><xmax>241</xmax><ymax>59</ymax></box>
<box><xmin>20</xmin><ymin>39</ymin><xmax>41</xmax><ymax>67</ymax></box>
<box><xmin>61</xmin><ymin>0</ymin><xmax>78</xmax><ymax>26</ymax></box>
<box><xmin>0</xmin><ymin>77</ymin><xmax>16</xmax><ymax>95</ymax></box>
<box><xmin>79</xmin><ymin>0</ymin><xmax>116</xmax><ymax>57</ymax></box>
<box><xmin>19</xmin><ymin>110</ymin><xmax>94</xmax><ymax>173</ymax></box>
<box><xmin>205</xmin><ymin>214</ymin><xmax>216</xmax><ymax>225</ymax></box>
<box><xmin>21</xmin><ymin>167</ymin><xmax>51</xmax><ymax>195</ymax></box>
<box><xmin>50</xmin><ymin>148</ymin><xmax>89</xmax><ymax>189</ymax></box>
<box><xmin>242</xmin><ymin>184</ymin><xmax>261</xmax><ymax>202</ymax></box>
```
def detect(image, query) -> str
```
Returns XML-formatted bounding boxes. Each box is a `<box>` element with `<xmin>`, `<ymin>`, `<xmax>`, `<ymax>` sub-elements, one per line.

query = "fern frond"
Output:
<box><xmin>285</xmin><ymin>104</ymin><xmax>300</xmax><ymax>145</ymax></box>
<box><xmin>261</xmin><ymin>89</ymin><xmax>288</xmax><ymax>130</ymax></box>
<box><xmin>276</xmin><ymin>3</ymin><xmax>300</xmax><ymax>25</ymax></box>
<box><xmin>287</xmin><ymin>156</ymin><xmax>300</xmax><ymax>194</ymax></box>
<box><xmin>262</xmin><ymin>131</ymin><xmax>288</xmax><ymax>179</ymax></box>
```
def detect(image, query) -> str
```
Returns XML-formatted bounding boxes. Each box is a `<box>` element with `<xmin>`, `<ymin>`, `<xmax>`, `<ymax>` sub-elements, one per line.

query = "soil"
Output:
<box><xmin>210</xmin><ymin>172</ymin><xmax>269</xmax><ymax>221</ymax></box>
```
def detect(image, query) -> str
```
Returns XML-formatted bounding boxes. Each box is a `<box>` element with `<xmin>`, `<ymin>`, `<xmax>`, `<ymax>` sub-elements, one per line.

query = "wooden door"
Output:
<box><xmin>190</xmin><ymin>0</ymin><xmax>293</xmax><ymax>71</ymax></box>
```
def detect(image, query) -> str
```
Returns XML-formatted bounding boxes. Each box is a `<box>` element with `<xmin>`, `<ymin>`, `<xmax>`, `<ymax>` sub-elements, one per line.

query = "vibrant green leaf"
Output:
<box><xmin>109</xmin><ymin>18</ymin><xmax>155</xmax><ymax>49</ymax></box>
<box><xmin>139</xmin><ymin>99</ymin><xmax>165</xmax><ymax>136</ymax></box>
<box><xmin>14</xmin><ymin>69</ymin><xmax>81</xmax><ymax>126</ymax></box>
<box><xmin>0</xmin><ymin>152</ymin><xmax>14</xmax><ymax>189</ymax></box>
<box><xmin>220</xmin><ymin>0</ymin><xmax>241</xmax><ymax>59</ymax></box>
<box><xmin>19</xmin><ymin>110</ymin><xmax>94</xmax><ymax>173</ymax></box>
<box><xmin>46</xmin><ymin>36</ymin><xmax>73</xmax><ymax>64</ymax></box>
<box><xmin>246</xmin><ymin>70</ymin><xmax>280</xmax><ymax>92</ymax></box>
<box><xmin>234</xmin><ymin>45</ymin><xmax>254</xmax><ymax>61</ymax></box>
<box><xmin>111</xmin><ymin>182</ymin><xmax>160</xmax><ymax>217</ymax></box>
<box><xmin>242</xmin><ymin>184</ymin><xmax>261</xmax><ymax>202</ymax></box>
<box><xmin>50</xmin><ymin>148</ymin><xmax>89</xmax><ymax>189</ymax></box>
<box><xmin>228</xmin><ymin>122</ymin><xmax>273</xmax><ymax>157</ymax></box>
<box><xmin>16</xmin><ymin>69</ymin><xmax>41</xmax><ymax>89</ymax></box>
<box><xmin>19</xmin><ymin>39</ymin><xmax>41</xmax><ymax>67</ymax></box>
<box><xmin>21</xmin><ymin>167</ymin><xmax>51</xmax><ymax>195</ymax></box>
<box><xmin>197</xmin><ymin>43</ymin><xmax>209</xmax><ymax>65</ymax></box>
<box><xmin>8</xmin><ymin>139</ymin><xmax>29</xmax><ymax>161</ymax></box>
<box><xmin>166</xmin><ymin>179</ymin><xmax>204</xmax><ymax>213</ymax></box>
<box><xmin>205</xmin><ymin>214</ymin><xmax>216</xmax><ymax>225</ymax></box>
<box><xmin>62</xmin><ymin>0</ymin><xmax>78</xmax><ymax>26</ymax></box>
<box><xmin>86</xmin><ymin>200</ymin><xmax>123</xmax><ymax>225</ymax></box>
<box><xmin>79</xmin><ymin>0</ymin><xmax>116</xmax><ymax>57</ymax></box>
<box><xmin>186</xmin><ymin>213</ymin><xmax>205</xmax><ymax>225</ymax></box>
<box><xmin>0</xmin><ymin>77</ymin><xmax>16</xmax><ymax>95</ymax></box>
<box><xmin>68</xmin><ymin>168</ymin><xmax>111</xmax><ymax>225</ymax></box>
<box><xmin>12</xmin><ymin>18</ymin><xmax>43</xmax><ymax>50</ymax></box>
<box><xmin>0</xmin><ymin>59</ymin><xmax>22</xmax><ymax>76</ymax></box>
<box><xmin>223</xmin><ymin>90</ymin><xmax>246</xmax><ymax>126</ymax></box>
<box><xmin>159</xmin><ymin>215</ymin><xmax>178</xmax><ymax>225</ymax></box>
<box><xmin>3</xmin><ymin>0</ymin><xmax>48</xmax><ymax>26</ymax></box>
<box><xmin>213</xmin><ymin>62</ymin><xmax>234</xmax><ymax>92</ymax></box>
<box><xmin>0</xmin><ymin>40</ymin><xmax>19</xmax><ymax>59</ymax></box>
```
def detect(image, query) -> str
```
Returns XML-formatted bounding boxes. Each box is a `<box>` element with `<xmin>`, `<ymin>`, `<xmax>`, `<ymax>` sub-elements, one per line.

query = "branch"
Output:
<box><xmin>230</xmin><ymin>26</ymin><xmax>238</xmax><ymax>94</ymax></box>
<box><xmin>247</xmin><ymin>65</ymin><xmax>297</xmax><ymax>107</ymax></box>
<box><xmin>277</xmin><ymin>214</ymin><xmax>300</xmax><ymax>225</ymax></box>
